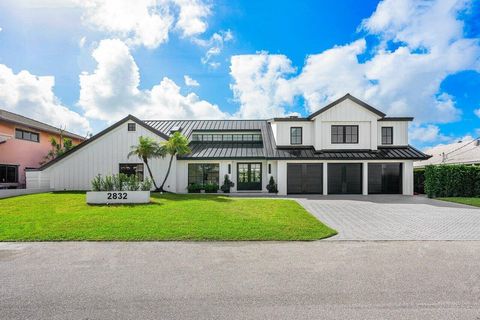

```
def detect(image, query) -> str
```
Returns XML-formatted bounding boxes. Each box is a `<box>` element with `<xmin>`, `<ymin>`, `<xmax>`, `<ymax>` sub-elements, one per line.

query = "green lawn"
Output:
<box><xmin>437</xmin><ymin>197</ymin><xmax>480</xmax><ymax>208</ymax></box>
<box><xmin>0</xmin><ymin>192</ymin><xmax>336</xmax><ymax>241</ymax></box>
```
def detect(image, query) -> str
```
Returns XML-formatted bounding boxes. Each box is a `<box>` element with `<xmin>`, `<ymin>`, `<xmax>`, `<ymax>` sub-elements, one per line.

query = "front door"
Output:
<box><xmin>237</xmin><ymin>163</ymin><xmax>262</xmax><ymax>190</ymax></box>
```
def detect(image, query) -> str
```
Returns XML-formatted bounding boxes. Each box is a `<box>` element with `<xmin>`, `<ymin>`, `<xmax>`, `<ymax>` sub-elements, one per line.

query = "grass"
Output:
<box><xmin>0</xmin><ymin>192</ymin><xmax>336</xmax><ymax>241</ymax></box>
<box><xmin>436</xmin><ymin>197</ymin><xmax>480</xmax><ymax>208</ymax></box>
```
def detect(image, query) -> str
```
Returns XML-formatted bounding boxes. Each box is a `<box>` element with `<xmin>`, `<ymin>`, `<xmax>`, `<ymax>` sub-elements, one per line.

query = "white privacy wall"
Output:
<box><xmin>377</xmin><ymin>121</ymin><xmax>409</xmax><ymax>146</ymax></box>
<box><xmin>32</xmin><ymin>121</ymin><xmax>176</xmax><ymax>191</ymax></box>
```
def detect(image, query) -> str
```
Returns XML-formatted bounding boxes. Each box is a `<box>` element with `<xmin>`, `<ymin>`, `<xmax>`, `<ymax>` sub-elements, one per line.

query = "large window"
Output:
<box><xmin>381</xmin><ymin>127</ymin><xmax>393</xmax><ymax>145</ymax></box>
<box><xmin>119</xmin><ymin>163</ymin><xmax>144</xmax><ymax>181</ymax></box>
<box><xmin>191</xmin><ymin>133</ymin><xmax>262</xmax><ymax>142</ymax></box>
<box><xmin>15</xmin><ymin>129</ymin><xmax>39</xmax><ymax>143</ymax></box>
<box><xmin>188</xmin><ymin>163</ymin><xmax>220</xmax><ymax>186</ymax></box>
<box><xmin>331</xmin><ymin>125</ymin><xmax>358</xmax><ymax>144</ymax></box>
<box><xmin>290</xmin><ymin>127</ymin><xmax>302</xmax><ymax>145</ymax></box>
<box><xmin>0</xmin><ymin>165</ymin><xmax>18</xmax><ymax>183</ymax></box>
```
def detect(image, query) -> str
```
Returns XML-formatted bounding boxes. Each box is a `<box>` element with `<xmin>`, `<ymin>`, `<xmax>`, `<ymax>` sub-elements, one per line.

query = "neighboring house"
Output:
<box><xmin>414</xmin><ymin>138</ymin><xmax>480</xmax><ymax>168</ymax></box>
<box><xmin>26</xmin><ymin>94</ymin><xmax>430</xmax><ymax>195</ymax></box>
<box><xmin>0</xmin><ymin>109</ymin><xmax>85</xmax><ymax>189</ymax></box>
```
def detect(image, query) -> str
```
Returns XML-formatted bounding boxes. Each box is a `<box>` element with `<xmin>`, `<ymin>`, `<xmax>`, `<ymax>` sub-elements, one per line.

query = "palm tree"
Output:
<box><xmin>159</xmin><ymin>132</ymin><xmax>191</xmax><ymax>192</ymax></box>
<box><xmin>128</xmin><ymin>136</ymin><xmax>165</xmax><ymax>191</ymax></box>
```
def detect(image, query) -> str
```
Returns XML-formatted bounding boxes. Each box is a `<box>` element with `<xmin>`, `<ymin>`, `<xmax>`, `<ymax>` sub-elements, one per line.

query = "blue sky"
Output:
<box><xmin>0</xmin><ymin>0</ymin><xmax>479</xmax><ymax>150</ymax></box>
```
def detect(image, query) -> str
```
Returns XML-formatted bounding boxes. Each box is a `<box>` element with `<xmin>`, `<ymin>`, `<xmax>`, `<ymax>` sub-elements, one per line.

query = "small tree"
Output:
<box><xmin>159</xmin><ymin>132</ymin><xmax>191</xmax><ymax>192</ymax></box>
<box><xmin>220</xmin><ymin>174</ymin><xmax>235</xmax><ymax>193</ymax></box>
<box><xmin>128</xmin><ymin>136</ymin><xmax>165</xmax><ymax>191</ymax></box>
<box><xmin>266</xmin><ymin>176</ymin><xmax>278</xmax><ymax>193</ymax></box>
<box><xmin>41</xmin><ymin>136</ymin><xmax>75</xmax><ymax>165</ymax></box>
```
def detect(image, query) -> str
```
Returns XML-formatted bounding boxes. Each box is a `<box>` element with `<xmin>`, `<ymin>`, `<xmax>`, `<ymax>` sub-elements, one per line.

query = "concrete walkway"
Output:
<box><xmin>293</xmin><ymin>195</ymin><xmax>480</xmax><ymax>240</ymax></box>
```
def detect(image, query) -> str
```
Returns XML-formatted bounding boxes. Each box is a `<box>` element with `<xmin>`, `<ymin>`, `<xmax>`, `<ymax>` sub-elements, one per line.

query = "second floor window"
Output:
<box><xmin>381</xmin><ymin>127</ymin><xmax>393</xmax><ymax>145</ymax></box>
<box><xmin>290</xmin><ymin>127</ymin><xmax>302</xmax><ymax>144</ymax></box>
<box><xmin>331</xmin><ymin>125</ymin><xmax>358</xmax><ymax>144</ymax></box>
<box><xmin>15</xmin><ymin>129</ymin><xmax>39</xmax><ymax>143</ymax></box>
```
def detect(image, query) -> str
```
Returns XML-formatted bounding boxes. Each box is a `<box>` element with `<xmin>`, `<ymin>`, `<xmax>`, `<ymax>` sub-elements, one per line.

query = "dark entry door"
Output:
<box><xmin>328</xmin><ymin>163</ymin><xmax>362</xmax><ymax>194</ymax></box>
<box><xmin>287</xmin><ymin>164</ymin><xmax>323</xmax><ymax>194</ymax></box>
<box><xmin>237</xmin><ymin>163</ymin><xmax>262</xmax><ymax>190</ymax></box>
<box><xmin>368</xmin><ymin>163</ymin><xmax>402</xmax><ymax>194</ymax></box>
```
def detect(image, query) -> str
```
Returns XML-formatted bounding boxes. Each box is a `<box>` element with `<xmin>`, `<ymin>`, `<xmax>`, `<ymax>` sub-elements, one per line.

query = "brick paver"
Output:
<box><xmin>293</xmin><ymin>195</ymin><xmax>480</xmax><ymax>240</ymax></box>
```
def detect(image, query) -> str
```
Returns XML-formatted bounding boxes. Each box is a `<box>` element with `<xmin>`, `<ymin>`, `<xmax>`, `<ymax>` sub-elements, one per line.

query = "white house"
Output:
<box><xmin>414</xmin><ymin>138</ymin><xmax>480</xmax><ymax>168</ymax></box>
<box><xmin>26</xmin><ymin>94</ymin><xmax>430</xmax><ymax>195</ymax></box>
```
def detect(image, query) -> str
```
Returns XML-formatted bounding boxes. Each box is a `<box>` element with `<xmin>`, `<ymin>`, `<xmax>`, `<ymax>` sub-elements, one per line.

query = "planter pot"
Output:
<box><xmin>86</xmin><ymin>191</ymin><xmax>150</xmax><ymax>204</ymax></box>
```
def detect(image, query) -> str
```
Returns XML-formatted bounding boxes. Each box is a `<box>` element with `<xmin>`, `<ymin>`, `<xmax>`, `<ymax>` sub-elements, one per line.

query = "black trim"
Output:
<box><xmin>331</xmin><ymin>125</ymin><xmax>359</xmax><ymax>144</ymax></box>
<box><xmin>290</xmin><ymin>127</ymin><xmax>302</xmax><ymax>145</ymax></box>
<box><xmin>127</xmin><ymin>123</ymin><xmax>136</xmax><ymax>131</ymax></box>
<box><xmin>35</xmin><ymin>115</ymin><xmax>170</xmax><ymax>171</ymax></box>
<box><xmin>15</xmin><ymin>128</ymin><xmax>40</xmax><ymax>143</ymax></box>
<box><xmin>271</xmin><ymin>117</ymin><xmax>311</xmax><ymax>122</ymax></box>
<box><xmin>268</xmin><ymin>163</ymin><xmax>271</xmax><ymax>174</ymax></box>
<box><xmin>381</xmin><ymin>127</ymin><xmax>393</xmax><ymax>145</ymax></box>
<box><xmin>308</xmin><ymin>94</ymin><xmax>386</xmax><ymax>119</ymax></box>
<box><xmin>237</xmin><ymin>162</ymin><xmax>262</xmax><ymax>190</ymax></box>
<box><xmin>379</xmin><ymin>117</ymin><xmax>414</xmax><ymax>121</ymax></box>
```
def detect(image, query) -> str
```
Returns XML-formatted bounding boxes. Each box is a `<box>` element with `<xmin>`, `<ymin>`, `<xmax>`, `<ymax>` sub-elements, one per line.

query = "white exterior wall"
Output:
<box><xmin>37</xmin><ymin>121</ymin><xmax>176</xmax><ymax>191</ymax></box>
<box><xmin>25</xmin><ymin>171</ymin><xmax>50</xmax><ymax>189</ymax></box>
<box><xmin>270</xmin><ymin>121</ymin><xmax>314</xmax><ymax>146</ymax></box>
<box><xmin>276</xmin><ymin>159</ymin><xmax>414</xmax><ymax>196</ymax></box>
<box><xmin>377</xmin><ymin>121</ymin><xmax>409</xmax><ymax>146</ymax></box>
<box><xmin>313</xmin><ymin>99</ymin><xmax>380</xmax><ymax>150</ymax></box>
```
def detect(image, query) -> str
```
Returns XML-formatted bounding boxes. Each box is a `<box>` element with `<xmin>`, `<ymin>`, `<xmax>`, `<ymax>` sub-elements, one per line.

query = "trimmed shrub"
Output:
<box><xmin>424</xmin><ymin>164</ymin><xmax>480</xmax><ymax>198</ymax></box>
<box><xmin>413</xmin><ymin>169</ymin><xmax>425</xmax><ymax>194</ymax></box>
<box><xmin>220</xmin><ymin>175</ymin><xmax>235</xmax><ymax>193</ymax></box>
<box><xmin>266</xmin><ymin>176</ymin><xmax>278</xmax><ymax>193</ymax></box>
<box><xmin>187</xmin><ymin>183</ymin><xmax>202</xmax><ymax>193</ymax></box>
<box><xmin>140</xmin><ymin>178</ymin><xmax>153</xmax><ymax>191</ymax></box>
<box><xmin>204</xmin><ymin>183</ymin><xmax>219</xmax><ymax>193</ymax></box>
<box><xmin>91</xmin><ymin>174</ymin><xmax>103</xmax><ymax>191</ymax></box>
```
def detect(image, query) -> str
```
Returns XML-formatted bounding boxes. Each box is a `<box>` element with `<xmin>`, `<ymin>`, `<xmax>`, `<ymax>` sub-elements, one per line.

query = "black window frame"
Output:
<box><xmin>381</xmin><ymin>127</ymin><xmax>393</xmax><ymax>145</ymax></box>
<box><xmin>188</xmin><ymin>163</ymin><xmax>220</xmax><ymax>186</ymax></box>
<box><xmin>119</xmin><ymin>163</ymin><xmax>144</xmax><ymax>181</ymax></box>
<box><xmin>15</xmin><ymin>128</ymin><xmax>40</xmax><ymax>143</ymax></box>
<box><xmin>268</xmin><ymin>163</ymin><xmax>272</xmax><ymax>174</ymax></box>
<box><xmin>290</xmin><ymin>127</ymin><xmax>303</xmax><ymax>145</ymax></box>
<box><xmin>0</xmin><ymin>164</ymin><xmax>19</xmax><ymax>183</ymax></box>
<box><xmin>190</xmin><ymin>132</ymin><xmax>263</xmax><ymax>143</ymax></box>
<box><xmin>127</xmin><ymin>123</ymin><xmax>136</xmax><ymax>132</ymax></box>
<box><xmin>331</xmin><ymin>125</ymin><xmax>359</xmax><ymax>144</ymax></box>
<box><xmin>228</xmin><ymin>164</ymin><xmax>231</xmax><ymax>174</ymax></box>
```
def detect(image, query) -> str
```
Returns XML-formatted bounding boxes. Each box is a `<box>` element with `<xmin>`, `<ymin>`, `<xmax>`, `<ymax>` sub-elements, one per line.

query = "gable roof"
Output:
<box><xmin>307</xmin><ymin>93</ymin><xmax>386</xmax><ymax>119</ymax></box>
<box><xmin>0</xmin><ymin>109</ymin><xmax>85</xmax><ymax>140</ymax></box>
<box><xmin>35</xmin><ymin>114</ymin><xmax>169</xmax><ymax>171</ymax></box>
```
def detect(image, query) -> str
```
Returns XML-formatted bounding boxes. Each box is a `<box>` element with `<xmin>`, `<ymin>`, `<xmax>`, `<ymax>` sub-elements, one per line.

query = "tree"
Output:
<box><xmin>128</xmin><ymin>136</ymin><xmax>165</xmax><ymax>191</ymax></box>
<box><xmin>159</xmin><ymin>132</ymin><xmax>191</xmax><ymax>192</ymax></box>
<box><xmin>41</xmin><ymin>136</ymin><xmax>75</xmax><ymax>165</ymax></box>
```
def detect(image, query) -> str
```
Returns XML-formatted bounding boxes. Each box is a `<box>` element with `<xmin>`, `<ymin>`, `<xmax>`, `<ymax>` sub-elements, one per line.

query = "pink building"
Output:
<box><xmin>0</xmin><ymin>109</ymin><xmax>85</xmax><ymax>188</ymax></box>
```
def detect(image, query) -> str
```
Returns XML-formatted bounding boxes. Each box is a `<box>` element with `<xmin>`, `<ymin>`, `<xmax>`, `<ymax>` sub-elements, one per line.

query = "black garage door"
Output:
<box><xmin>328</xmin><ymin>163</ymin><xmax>362</xmax><ymax>194</ymax></box>
<box><xmin>368</xmin><ymin>163</ymin><xmax>402</xmax><ymax>194</ymax></box>
<box><xmin>287</xmin><ymin>164</ymin><xmax>323</xmax><ymax>194</ymax></box>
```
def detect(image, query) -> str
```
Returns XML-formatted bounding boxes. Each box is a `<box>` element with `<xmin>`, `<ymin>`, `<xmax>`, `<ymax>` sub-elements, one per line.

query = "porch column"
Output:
<box><xmin>323</xmin><ymin>162</ymin><xmax>328</xmax><ymax>195</ymax></box>
<box><xmin>403</xmin><ymin>161</ymin><xmax>414</xmax><ymax>195</ymax></box>
<box><xmin>362</xmin><ymin>162</ymin><xmax>368</xmax><ymax>195</ymax></box>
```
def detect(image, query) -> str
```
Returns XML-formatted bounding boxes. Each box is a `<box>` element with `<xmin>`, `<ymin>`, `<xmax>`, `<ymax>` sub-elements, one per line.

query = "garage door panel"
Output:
<box><xmin>287</xmin><ymin>164</ymin><xmax>323</xmax><ymax>194</ymax></box>
<box><xmin>368</xmin><ymin>163</ymin><xmax>402</xmax><ymax>194</ymax></box>
<box><xmin>328</xmin><ymin>163</ymin><xmax>362</xmax><ymax>194</ymax></box>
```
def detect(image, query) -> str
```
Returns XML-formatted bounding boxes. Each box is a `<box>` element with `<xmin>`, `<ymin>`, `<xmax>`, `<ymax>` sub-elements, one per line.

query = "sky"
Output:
<box><xmin>0</xmin><ymin>0</ymin><xmax>479</xmax><ymax>150</ymax></box>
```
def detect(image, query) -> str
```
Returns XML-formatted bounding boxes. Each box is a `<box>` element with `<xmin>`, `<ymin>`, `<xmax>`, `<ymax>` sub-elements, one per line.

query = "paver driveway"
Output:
<box><xmin>293</xmin><ymin>195</ymin><xmax>480</xmax><ymax>240</ymax></box>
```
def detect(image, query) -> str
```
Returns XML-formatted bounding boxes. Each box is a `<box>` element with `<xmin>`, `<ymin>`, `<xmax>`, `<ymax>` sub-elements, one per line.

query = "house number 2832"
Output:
<box><xmin>107</xmin><ymin>192</ymin><xmax>128</xmax><ymax>200</ymax></box>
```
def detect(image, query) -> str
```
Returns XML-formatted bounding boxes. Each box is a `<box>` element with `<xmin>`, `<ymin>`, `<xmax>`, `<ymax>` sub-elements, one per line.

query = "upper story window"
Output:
<box><xmin>381</xmin><ymin>127</ymin><xmax>393</xmax><ymax>145</ymax></box>
<box><xmin>331</xmin><ymin>125</ymin><xmax>358</xmax><ymax>144</ymax></box>
<box><xmin>15</xmin><ymin>129</ymin><xmax>39</xmax><ymax>143</ymax></box>
<box><xmin>127</xmin><ymin>123</ymin><xmax>136</xmax><ymax>131</ymax></box>
<box><xmin>290</xmin><ymin>127</ymin><xmax>302</xmax><ymax>145</ymax></box>
<box><xmin>191</xmin><ymin>133</ymin><xmax>262</xmax><ymax>142</ymax></box>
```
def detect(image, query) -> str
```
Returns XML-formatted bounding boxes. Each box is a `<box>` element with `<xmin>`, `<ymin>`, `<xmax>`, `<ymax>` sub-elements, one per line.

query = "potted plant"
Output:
<box><xmin>220</xmin><ymin>175</ymin><xmax>235</xmax><ymax>193</ymax></box>
<box><xmin>266</xmin><ymin>176</ymin><xmax>278</xmax><ymax>193</ymax></box>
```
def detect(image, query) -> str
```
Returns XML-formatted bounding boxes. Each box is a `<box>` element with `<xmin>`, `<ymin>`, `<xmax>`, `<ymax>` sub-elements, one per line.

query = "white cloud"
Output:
<box><xmin>78</xmin><ymin>0</ymin><xmax>211</xmax><ymax>49</ymax></box>
<box><xmin>229</xmin><ymin>0</ymin><xmax>479</xmax><ymax>131</ymax></box>
<box><xmin>195</xmin><ymin>30</ymin><xmax>233</xmax><ymax>68</ymax></box>
<box><xmin>409</xmin><ymin>124</ymin><xmax>447</xmax><ymax>143</ymax></box>
<box><xmin>173</xmin><ymin>0</ymin><xmax>211</xmax><ymax>37</ymax></box>
<box><xmin>0</xmin><ymin>64</ymin><xmax>90</xmax><ymax>135</ymax></box>
<box><xmin>184</xmin><ymin>75</ymin><xmax>199</xmax><ymax>87</ymax></box>
<box><xmin>79</xmin><ymin>39</ymin><xmax>227</xmax><ymax>121</ymax></box>
<box><xmin>474</xmin><ymin>108</ymin><xmax>480</xmax><ymax>118</ymax></box>
<box><xmin>78</xmin><ymin>36</ymin><xmax>86</xmax><ymax>48</ymax></box>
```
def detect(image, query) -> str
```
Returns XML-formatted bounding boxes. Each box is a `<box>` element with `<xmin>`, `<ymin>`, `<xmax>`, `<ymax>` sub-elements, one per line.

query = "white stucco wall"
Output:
<box><xmin>32</xmin><ymin>120</ymin><xmax>176</xmax><ymax>191</ymax></box>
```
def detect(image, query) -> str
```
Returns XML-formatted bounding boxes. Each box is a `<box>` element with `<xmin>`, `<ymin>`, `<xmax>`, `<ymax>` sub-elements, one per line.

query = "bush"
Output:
<box><xmin>113</xmin><ymin>173</ymin><xmax>129</xmax><ymax>191</ymax></box>
<box><xmin>126</xmin><ymin>175</ymin><xmax>141</xmax><ymax>191</ymax></box>
<box><xmin>91</xmin><ymin>174</ymin><xmax>103</xmax><ymax>191</ymax></box>
<box><xmin>266</xmin><ymin>176</ymin><xmax>278</xmax><ymax>193</ymax></box>
<box><xmin>140</xmin><ymin>178</ymin><xmax>153</xmax><ymax>191</ymax></box>
<box><xmin>204</xmin><ymin>183</ymin><xmax>219</xmax><ymax>193</ymax></box>
<box><xmin>220</xmin><ymin>175</ymin><xmax>235</xmax><ymax>193</ymax></box>
<box><xmin>414</xmin><ymin>169</ymin><xmax>425</xmax><ymax>194</ymax></box>
<box><xmin>424</xmin><ymin>164</ymin><xmax>480</xmax><ymax>198</ymax></box>
<box><xmin>187</xmin><ymin>183</ymin><xmax>202</xmax><ymax>193</ymax></box>
<box><xmin>102</xmin><ymin>175</ymin><xmax>114</xmax><ymax>191</ymax></box>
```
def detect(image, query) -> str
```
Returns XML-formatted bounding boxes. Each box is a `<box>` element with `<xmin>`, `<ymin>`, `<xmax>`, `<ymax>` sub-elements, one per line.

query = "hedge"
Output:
<box><xmin>424</xmin><ymin>164</ymin><xmax>480</xmax><ymax>198</ymax></box>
